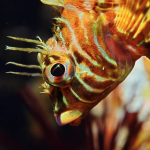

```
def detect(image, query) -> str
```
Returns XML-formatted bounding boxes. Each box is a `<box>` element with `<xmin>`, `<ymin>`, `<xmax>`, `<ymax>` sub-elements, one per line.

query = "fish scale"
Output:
<box><xmin>6</xmin><ymin>0</ymin><xmax>150</xmax><ymax>126</ymax></box>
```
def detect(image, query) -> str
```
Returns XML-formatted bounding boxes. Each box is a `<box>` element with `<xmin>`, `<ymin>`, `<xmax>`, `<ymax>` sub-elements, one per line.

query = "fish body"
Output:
<box><xmin>6</xmin><ymin>0</ymin><xmax>150</xmax><ymax>125</ymax></box>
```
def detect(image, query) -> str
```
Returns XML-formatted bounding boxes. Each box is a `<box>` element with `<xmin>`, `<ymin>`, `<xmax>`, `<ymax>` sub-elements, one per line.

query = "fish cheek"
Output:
<box><xmin>49</xmin><ymin>87</ymin><xmax>67</xmax><ymax>113</ymax></box>
<box><xmin>48</xmin><ymin>84</ymin><xmax>96</xmax><ymax>119</ymax></box>
<box><xmin>61</xmin><ymin>86</ymin><xmax>95</xmax><ymax>113</ymax></box>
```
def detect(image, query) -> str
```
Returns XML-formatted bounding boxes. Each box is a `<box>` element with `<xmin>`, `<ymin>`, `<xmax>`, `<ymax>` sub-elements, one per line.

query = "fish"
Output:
<box><xmin>6</xmin><ymin>0</ymin><xmax>150</xmax><ymax>126</ymax></box>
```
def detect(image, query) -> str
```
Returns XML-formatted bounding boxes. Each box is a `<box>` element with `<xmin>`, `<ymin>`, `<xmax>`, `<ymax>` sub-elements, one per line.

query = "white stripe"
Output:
<box><xmin>65</xmin><ymin>3</ymin><xmax>89</xmax><ymax>42</ymax></box>
<box><xmin>83</xmin><ymin>0</ymin><xmax>92</xmax><ymax>10</ymax></box>
<box><xmin>93</xmin><ymin>30</ymin><xmax>117</xmax><ymax>66</ymax></box>
<box><xmin>59</xmin><ymin>31</ymin><xmax>66</xmax><ymax>47</ymax></box>
<box><xmin>79</xmin><ymin>13</ymin><xmax>89</xmax><ymax>42</ymax></box>
<box><xmin>54</xmin><ymin>101</ymin><xmax>58</xmax><ymax>111</ymax></box>
<box><xmin>63</xmin><ymin>96</ymin><xmax>69</xmax><ymax>107</ymax></box>
<box><xmin>69</xmin><ymin>52</ymin><xmax>117</xmax><ymax>81</ymax></box>
<box><xmin>70</xmin><ymin>87</ymin><xmax>97</xmax><ymax>103</ymax></box>
<box><xmin>75</xmin><ymin>73</ymin><xmax>104</xmax><ymax>93</ymax></box>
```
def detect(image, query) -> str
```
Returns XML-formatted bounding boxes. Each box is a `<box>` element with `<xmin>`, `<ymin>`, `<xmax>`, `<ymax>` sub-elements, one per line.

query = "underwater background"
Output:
<box><xmin>0</xmin><ymin>0</ymin><xmax>150</xmax><ymax>150</ymax></box>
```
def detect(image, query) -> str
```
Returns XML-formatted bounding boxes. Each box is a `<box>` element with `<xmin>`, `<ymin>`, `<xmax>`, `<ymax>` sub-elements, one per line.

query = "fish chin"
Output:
<box><xmin>55</xmin><ymin>110</ymin><xmax>82</xmax><ymax>126</ymax></box>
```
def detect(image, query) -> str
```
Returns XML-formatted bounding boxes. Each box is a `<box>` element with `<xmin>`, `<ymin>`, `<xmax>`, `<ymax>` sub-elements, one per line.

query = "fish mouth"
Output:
<box><xmin>54</xmin><ymin>110</ymin><xmax>82</xmax><ymax>126</ymax></box>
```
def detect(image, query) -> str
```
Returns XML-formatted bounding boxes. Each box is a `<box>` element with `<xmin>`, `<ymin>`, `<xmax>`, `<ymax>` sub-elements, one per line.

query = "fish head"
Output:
<box><xmin>38</xmin><ymin>39</ymin><xmax>98</xmax><ymax>126</ymax></box>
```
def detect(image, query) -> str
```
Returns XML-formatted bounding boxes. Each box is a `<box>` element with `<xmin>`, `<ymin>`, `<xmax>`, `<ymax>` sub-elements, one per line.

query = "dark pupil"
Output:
<box><xmin>51</xmin><ymin>63</ymin><xmax>65</xmax><ymax>77</ymax></box>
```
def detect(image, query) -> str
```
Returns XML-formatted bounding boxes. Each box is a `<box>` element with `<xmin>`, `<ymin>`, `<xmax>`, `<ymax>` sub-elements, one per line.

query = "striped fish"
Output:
<box><xmin>6</xmin><ymin>0</ymin><xmax>150</xmax><ymax>126</ymax></box>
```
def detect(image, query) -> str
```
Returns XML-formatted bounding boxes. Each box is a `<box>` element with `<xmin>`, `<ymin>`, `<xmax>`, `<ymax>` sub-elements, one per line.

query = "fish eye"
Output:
<box><xmin>43</xmin><ymin>57</ymin><xmax>75</xmax><ymax>87</ymax></box>
<box><xmin>51</xmin><ymin>63</ymin><xmax>65</xmax><ymax>77</ymax></box>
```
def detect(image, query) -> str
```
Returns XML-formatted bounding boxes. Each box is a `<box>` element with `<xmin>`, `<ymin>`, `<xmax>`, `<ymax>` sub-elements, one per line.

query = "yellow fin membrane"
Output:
<box><xmin>56</xmin><ymin>110</ymin><xmax>82</xmax><ymax>126</ymax></box>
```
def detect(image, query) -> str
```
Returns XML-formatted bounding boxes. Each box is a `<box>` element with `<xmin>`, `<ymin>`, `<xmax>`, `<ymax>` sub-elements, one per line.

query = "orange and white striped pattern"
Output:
<box><xmin>6</xmin><ymin>0</ymin><xmax>150</xmax><ymax>125</ymax></box>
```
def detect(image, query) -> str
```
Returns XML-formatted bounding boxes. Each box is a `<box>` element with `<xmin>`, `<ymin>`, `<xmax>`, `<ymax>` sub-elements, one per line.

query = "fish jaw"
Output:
<box><xmin>54</xmin><ymin>110</ymin><xmax>82</xmax><ymax>126</ymax></box>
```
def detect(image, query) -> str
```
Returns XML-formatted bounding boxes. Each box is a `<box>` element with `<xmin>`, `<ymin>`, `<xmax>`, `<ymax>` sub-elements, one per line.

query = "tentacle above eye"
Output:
<box><xmin>6</xmin><ymin>36</ymin><xmax>50</xmax><ymax>55</ymax></box>
<box><xmin>5</xmin><ymin>46</ymin><xmax>49</xmax><ymax>54</ymax></box>
<box><xmin>6</xmin><ymin>62</ymin><xmax>41</xmax><ymax>69</ymax></box>
<box><xmin>7</xmin><ymin>36</ymin><xmax>42</xmax><ymax>45</ymax></box>
<box><xmin>6</xmin><ymin>71</ymin><xmax>43</xmax><ymax>77</ymax></box>
<box><xmin>6</xmin><ymin>36</ymin><xmax>47</xmax><ymax>77</ymax></box>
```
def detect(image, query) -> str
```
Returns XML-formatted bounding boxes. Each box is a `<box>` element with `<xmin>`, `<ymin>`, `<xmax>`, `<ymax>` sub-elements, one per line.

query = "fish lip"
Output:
<box><xmin>54</xmin><ymin>110</ymin><xmax>82</xmax><ymax>126</ymax></box>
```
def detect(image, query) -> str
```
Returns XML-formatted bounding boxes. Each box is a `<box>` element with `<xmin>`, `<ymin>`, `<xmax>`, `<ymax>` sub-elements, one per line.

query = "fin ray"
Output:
<box><xmin>115</xmin><ymin>0</ymin><xmax>150</xmax><ymax>46</ymax></box>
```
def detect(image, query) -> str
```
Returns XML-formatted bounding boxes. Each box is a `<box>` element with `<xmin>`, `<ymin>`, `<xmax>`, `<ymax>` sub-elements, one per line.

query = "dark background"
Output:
<box><xmin>0</xmin><ymin>0</ymin><xmax>53</xmax><ymax>149</ymax></box>
<box><xmin>0</xmin><ymin>1</ymin><xmax>92</xmax><ymax>150</ymax></box>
